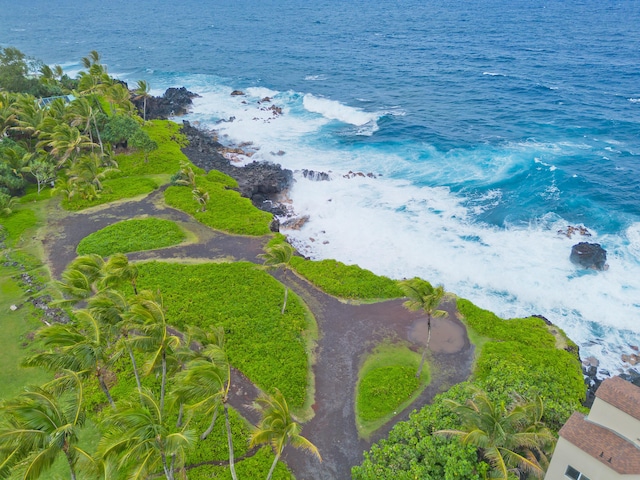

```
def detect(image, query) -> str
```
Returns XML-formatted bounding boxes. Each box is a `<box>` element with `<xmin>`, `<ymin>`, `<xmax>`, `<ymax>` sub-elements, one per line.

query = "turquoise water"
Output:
<box><xmin>3</xmin><ymin>0</ymin><xmax>640</xmax><ymax>373</ymax></box>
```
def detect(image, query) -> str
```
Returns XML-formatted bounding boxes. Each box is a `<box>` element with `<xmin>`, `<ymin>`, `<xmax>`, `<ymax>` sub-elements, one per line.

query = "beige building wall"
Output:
<box><xmin>588</xmin><ymin>398</ymin><xmax>640</xmax><ymax>448</ymax></box>
<box><xmin>545</xmin><ymin>437</ymin><xmax>640</xmax><ymax>480</ymax></box>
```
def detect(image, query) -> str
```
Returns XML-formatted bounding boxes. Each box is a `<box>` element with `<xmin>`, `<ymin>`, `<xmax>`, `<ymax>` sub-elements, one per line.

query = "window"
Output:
<box><xmin>565</xmin><ymin>465</ymin><xmax>591</xmax><ymax>480</ymax></box>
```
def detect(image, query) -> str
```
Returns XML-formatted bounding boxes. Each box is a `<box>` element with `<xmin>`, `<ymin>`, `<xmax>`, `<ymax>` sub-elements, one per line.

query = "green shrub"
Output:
<box><xmin>352</xmin><ymin>383</ymin><xmax>487</xmax><ymax>480</ymax></box>
<box><xmin>135</xmin><ymin>261</ymin><xmax>311</xmax><ymax>408</ymax></box>
<box><xmin>164</xmin><ymin>175</ymin><xmax>272</xmax><ymax>236</ymax></box>
<box><xmin>62</xmin><ymin>176</ymin><xmax>158</xmax><ymax>211</ymax></box>
<box><xmin>76</xmin><ymin>218</ymin><xmax>186</xmax><ymax>256</ymax></box>
<box><xmin>116</xmin><ymin>120</ymin><xmax>189</xmax><ymax>176</ymax></box>
<box><xmin>289</xmin><ymin>257</ymin><xmax>404</xmax><ymax>300</ymax></box>
<box><xmin>457</xmin><ymin>298</ymin><xmax>556</xmax><ymax>348</ymax></box>
<box><xmin>475</xmin><ymin>342</ymin><xmax>585</xmax><ymax>430</ymax></box>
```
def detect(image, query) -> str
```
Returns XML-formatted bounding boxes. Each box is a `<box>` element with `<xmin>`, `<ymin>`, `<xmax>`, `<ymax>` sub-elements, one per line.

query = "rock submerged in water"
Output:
<box><xmin>570</xmin><ymin>242</ymin><xmax>608</xmax><ymax>270</ymax></box>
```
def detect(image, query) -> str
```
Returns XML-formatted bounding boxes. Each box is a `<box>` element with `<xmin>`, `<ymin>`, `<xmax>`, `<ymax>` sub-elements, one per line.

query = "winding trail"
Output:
<box><xmin>42</xmin><ymin>189</ymin><xmax>474</xmax><ymax>480</ymax></box>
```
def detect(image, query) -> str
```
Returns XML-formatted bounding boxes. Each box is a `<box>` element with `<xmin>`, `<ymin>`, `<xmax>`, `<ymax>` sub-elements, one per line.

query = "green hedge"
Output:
<box><xmin>289</xmin><ymin>257</ymin><xmax>404</xmax><ymax>300</ymax></box>
<box><xmin>76</xmin><ymin>218</ymin><xmax>186</xmax><ymax>256</ymax></box>
<box><xmin>164</xmin><ymin>171</ymin><xmax>272</xmax><ymax>236</ymax></box>
<box><xmin>135</xmin><ymin>261</ymin><xmax>311</xmax><ymax>408</ymax></box>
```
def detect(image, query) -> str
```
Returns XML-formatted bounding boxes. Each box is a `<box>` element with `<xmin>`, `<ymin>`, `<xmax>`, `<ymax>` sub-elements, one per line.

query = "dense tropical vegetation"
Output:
<box><xmin>0</xmin><ymin>46</ymin><xmax>586</xmax><ymax>479</ymax></box>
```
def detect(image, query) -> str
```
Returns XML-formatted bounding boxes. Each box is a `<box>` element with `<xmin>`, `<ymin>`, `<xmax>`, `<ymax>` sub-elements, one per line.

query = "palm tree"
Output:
<box><xmin>81</xmin><ymin>50</ymin><xmax>102</xmax><ymax>70</ymax></box>
<box><xmin>88</xmin><ymin>289</ymin><xmax>144</xmax><ymax>395</ymax></box>
<box><xmin>55</xmin><ymin>253</ymin><xmax>135</xmax><ymax>306</ymax></box>
<box><xmin>134</xmin><ymin>80</ymin><xmax>151</xmax><ymax>123</ymax></box>
<box><xmin>10</xmin><ymin>95</ymin><xmax>45</xmax><ymax>150</ymax></box>
<box><xmin>0</xmin><ymin>371</ymin><xmax>93</xmax><ymax>480</ymax></box>
<box><xmin>172</xmin><ymin>327</ymin><xmax>226</xmax><ymax>440</ymax></box>
<box><xmin>399</xmin><ymin>277</ymin><xmax>447</xmax><ymax>377</ymax></box>
<box><xmin>259</xmin><ymin>242</ymin><xmax>295</xmax><ymax>314</ymax></box>
<box><xmin>55</xmin><ymin>253</ymin><xmax>108</xmax><ymax>305</ymax></box>
<box><xmin>67</xmin><ymin>152</ymin><xmax>118</xmax><ymax>197</ymax></box>
<box><xmin>23</xmin><ymin>309</ymin><xmax>119</xmax><ymax>408</ymax></box>
<box><xmin>98</xmin><ymin>389</ymin><xmax>195</xmax><ymax>480</ymax></box>
<box><xmin>67</xmin><ymin>96</ymin><xmax>103</xmax><ymax>155</ymax></box>
<box><xmin>127</xmin><ymin>291</ymin><xmax>181</xmax><ymax>414</ymax></box>
<box><xmin>103</xmin><ymin>252</ymin><xmax>139</xmax><ymax>295</ymax></box>
<box><xmin>192</xmin><ymin>186</ymin><xmax>210</xmax><ymax>212</ymax></box>
<box><xmin>0</xmin><ymin>91</ymin><xmax>17</xmax><ymax>137</ymax></box>
<box><xmin>51</xmin><ymin>124</ymin><xmax>97</xmax><ymax>168</ymax></box>
<box><xmin>251</xmin><ymin>389</ymin><xmax>321</xmax><ymax>480</ymax></box>
<box><xmin>436</xmin><ymin>387</ymin><xmax>555</xmax><ymax>480</ymax></box>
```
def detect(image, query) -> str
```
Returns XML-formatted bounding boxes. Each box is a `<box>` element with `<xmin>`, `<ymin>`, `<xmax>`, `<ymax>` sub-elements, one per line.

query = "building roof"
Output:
<box><xmin>559</xmin><ymin>412</ymin><xmax>640</xmax><ymax>474</ymax></box>
<box><xmin>595</xmin><ymin>376</ymin><xmax>640</xmax><ymax>421</ymax></box>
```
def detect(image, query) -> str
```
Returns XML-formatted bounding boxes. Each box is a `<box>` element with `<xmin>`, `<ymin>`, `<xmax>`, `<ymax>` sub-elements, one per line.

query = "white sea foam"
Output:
<box><xmin>302</xmin><ymin>94</ymin><xmax>379</xmax><ymax>126</ymax></box>
<box><xmin>305</xmin><ymin>74</ymin><xmax>327</xmax><ymax>81</ymax></box>
<box><xmin>628</xmin><ymin>98</ymin><xmax>640</xmax><ymax>103</ymax></box>
<box><xmin>285</xmin><ymin>175</ymin><xmax>640</xmax><ymax>375</ymax></box>
<box><xmin>145</xmin><ymin>72</ymin><xmax>640</xmax><ymax>377</ymax></box>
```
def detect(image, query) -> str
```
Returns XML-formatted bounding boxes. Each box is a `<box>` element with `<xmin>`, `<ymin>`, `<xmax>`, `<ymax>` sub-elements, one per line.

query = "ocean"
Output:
<box><xmin>3</xmin><ymin>0</ymin><xmax>640</xmax><ymax>376</ymax></box>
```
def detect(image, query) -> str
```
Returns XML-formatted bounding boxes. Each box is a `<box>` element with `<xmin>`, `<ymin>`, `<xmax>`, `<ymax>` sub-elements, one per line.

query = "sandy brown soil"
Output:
<box><xmin>42</xmin><ymin>190</ymin><xmax>474</xmax><ymax>480</ymax></box>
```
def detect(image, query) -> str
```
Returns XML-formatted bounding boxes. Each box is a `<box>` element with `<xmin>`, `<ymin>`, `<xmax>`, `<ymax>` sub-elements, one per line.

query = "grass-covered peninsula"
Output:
<box><xmin>0</xmin><ymin>48</ymin><xmax>585</xmax><ymax>480</ymax></box>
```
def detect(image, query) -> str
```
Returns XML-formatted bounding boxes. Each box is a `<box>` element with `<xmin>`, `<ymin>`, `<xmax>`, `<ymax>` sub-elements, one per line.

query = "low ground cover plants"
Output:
<box><xmin>135</xmin><ymin>261</ymin><xmax>313</xmax><ymax>410</ymax></box>
<box><xmin>77</xmin><ymin>217</ymin><xmax>186</xmax><ymax>256</ymax></box>
<box><xmin>164</xmin><ymin>170</ymin><xmax>273</xmax><ymax>236</ymax></box>
<box><xmin>355</xmin><ymin>342</ymin><xmax>429</xmax><ymax>439</ymax></box>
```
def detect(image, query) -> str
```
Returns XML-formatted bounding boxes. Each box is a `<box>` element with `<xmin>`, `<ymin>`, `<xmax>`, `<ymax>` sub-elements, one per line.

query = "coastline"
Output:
<box><xmin>160</xmin><ymin>92</ymin><xmax>640</xmax><ymax>388</ymax></box>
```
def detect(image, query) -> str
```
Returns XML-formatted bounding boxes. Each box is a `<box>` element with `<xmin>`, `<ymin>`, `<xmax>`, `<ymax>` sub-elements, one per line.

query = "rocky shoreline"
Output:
<box><xmin>141</xmin><ymin>87</ymin><xmax>640</xmax><ymax>401</ymax></box>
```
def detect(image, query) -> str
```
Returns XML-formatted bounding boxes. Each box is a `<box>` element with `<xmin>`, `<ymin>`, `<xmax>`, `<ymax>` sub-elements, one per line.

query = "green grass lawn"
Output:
<box><xmin>77</xmin><ymin>217</ymin><xmax>187</xmax><ymax>256</ymax></box>
<box><xmin>164</xmin><ymin>170</ymin><xmax>273</xmax><ymax>236</ymax></box>
<box><xmin>355</xmin><ymin>342</ymin><xmax>430</xmax><ymax>439</ymax></box>
<box><xmin>135</xmin><ymin>261</ymin><xmax>316</xmax><ymax>411</ymax></box>
<box><xmin>0</xmin><ymin>272</ymin><xmax>52</xmax><ymax>400</ymax></box>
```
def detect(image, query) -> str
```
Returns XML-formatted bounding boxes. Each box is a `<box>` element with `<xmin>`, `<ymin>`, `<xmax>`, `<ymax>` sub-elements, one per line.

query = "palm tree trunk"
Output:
<box><xmin>224</xmin><ymin>403</ymin><xmax>238</xmax><ymax>480</ymax></box>
<box><xmin>65</xmin><ymin>451</ymin><xmax>77</xmax><ymax>480</ymax></box>
<box><xmin>201</xmin><ymin>406</ymin><xmax>219</xmax><ymax>440</ymax></box>
<box><xmin>266</xmin><ymin>452</ymin><xmax>281</xmax><ymax>480</ymax></box>
<box><xmin>98</xmin><ymin>372</ymin><xmax>116</xmax><ymax>408</ymax></box>
<box><xmin>160</xmin><ymin>350</ymin><xmax>167</xmax><ymax>413</ymax></box>
<box><xmin>416</xmin><ymin>316</ymin><xmax>431</xmax><ymax>378</ymax></box>
<box><xmin>281</xmin><ymin>286</ymin><xmax>288</xmax><ymax>315</ymax></box>
<box><xmin>161</xmin><ymin>452</ymin><xmax>173</xmax><ymax>480</ymax></box>
<box><xmin>177</xmin><ymin>402</ymin><xmax>184</xmax><ymax>428</ymax></box>
<box><xmin>126</xmin><ymin>343</ymin><xmax>143</xmax><ymax>394</ymax></box>
<box><xmin>91</xmin><ymin>114</ymin><xmax>104</xmax><ymax>155</ymax></box>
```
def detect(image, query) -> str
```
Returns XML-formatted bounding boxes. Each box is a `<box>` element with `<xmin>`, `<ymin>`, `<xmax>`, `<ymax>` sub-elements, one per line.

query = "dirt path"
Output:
<box><xmin>42</xmin><ymin>191</ymin><xmax>474</xmax><ymax>480</ymax></box>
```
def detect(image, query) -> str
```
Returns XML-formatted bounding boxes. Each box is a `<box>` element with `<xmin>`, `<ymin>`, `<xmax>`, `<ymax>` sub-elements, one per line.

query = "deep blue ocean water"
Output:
<box><xmin>3</xmin><ymin>0</ymin><xmax>640</xmax><ymax>374</ymax></box>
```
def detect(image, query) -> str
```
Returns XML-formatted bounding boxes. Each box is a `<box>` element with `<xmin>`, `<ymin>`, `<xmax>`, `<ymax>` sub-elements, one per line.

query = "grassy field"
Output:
<box><xmin>355</xmin><ymin>342</ymin><xmax>430</xmax><ymax>439</ymax></box>
<box><xmin>77</xmin><ymin>217</ymin><xmax>187</xmax><ymax>256</ymax></box>
<box><xmin>135</xmin><ymin>261</ymin><xmax>316</xmax><ymax>412</ymax></box>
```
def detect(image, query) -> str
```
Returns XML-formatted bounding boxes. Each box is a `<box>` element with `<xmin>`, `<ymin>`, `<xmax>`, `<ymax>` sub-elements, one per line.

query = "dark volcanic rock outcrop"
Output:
<box><xmin>133</xmin><ymin>87</ymin><xmax>199</xmax><ymax>120</ymax></box>
<box><xmin>570</xmin><ymin>242</ymin><xmax>608</xmax><ymax>270</ymax></box>
<box><xmin>180</xmin><ymin>121</ymin><xmax>293</xmax><ymax>217</ymax></box>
